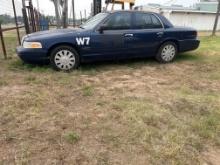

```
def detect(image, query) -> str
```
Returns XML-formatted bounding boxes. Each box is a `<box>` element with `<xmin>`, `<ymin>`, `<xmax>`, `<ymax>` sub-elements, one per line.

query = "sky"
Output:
<box><xmin>0</xmin><ymin>0</ymin><xmax>23</xmax><ymax>16</ymax></box>
<box><xmin>0</xmin><ymin>0</ymin><xmax>200</xmax><ymax>18</ymax></box>
<box><xmin>32</xmin><ymin>0</ymin><xmax>200</xmax><ymax>18</ymax></box>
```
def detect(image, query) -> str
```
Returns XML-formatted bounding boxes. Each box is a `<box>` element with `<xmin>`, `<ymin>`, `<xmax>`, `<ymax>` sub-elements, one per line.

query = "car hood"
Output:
<box><xmin>25</xmin><ymin>28</ymin><xmax>86</xmax><ymax>41</ymax></box>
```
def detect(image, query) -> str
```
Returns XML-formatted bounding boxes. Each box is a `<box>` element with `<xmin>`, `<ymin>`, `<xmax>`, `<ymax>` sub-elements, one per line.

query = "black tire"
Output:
<box><xmin>50</xmin><ymin>45</ymin><xmax>80</xmax><ymax>71</ymax></box>
<box><xmin>156</xmin><ymin>42</ymin><xmax>177</xmax><ymax>63</ymax></box>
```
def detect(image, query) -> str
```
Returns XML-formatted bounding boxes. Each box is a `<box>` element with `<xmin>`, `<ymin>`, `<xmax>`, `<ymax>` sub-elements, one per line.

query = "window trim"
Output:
<box><xmin>151</xmin><ymin>13</ymin><xmax>165</xmax><ymax>29</ymax></box>
<box><xmin>94</xmin><ymin>12</ymin><xmax>165</xmax><ymax>32</ymax></box>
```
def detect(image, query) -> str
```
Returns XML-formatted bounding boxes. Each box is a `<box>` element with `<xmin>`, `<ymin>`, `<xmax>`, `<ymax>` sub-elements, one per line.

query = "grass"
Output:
<box><xmin>0</xmin><ymin>29</ymin><xmax>26</xmax><ymax>59</ymax></box>
<box><xmin>64</xmin><ymin>131</ymin><xmax>80</xmax><ymax>144</ymax></box>
<box><xmin>82</xmin><ymin>85</ymin><xmax>94</xmax><ymax>96</ymax></box>
<box><xmin>0</xmin><ymin>31</ymin><xmax>220</xmax><ymax>164</ymax></box>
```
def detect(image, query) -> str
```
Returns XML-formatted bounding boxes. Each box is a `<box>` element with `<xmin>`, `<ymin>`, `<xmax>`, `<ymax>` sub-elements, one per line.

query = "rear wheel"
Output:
<box><xmin>50</xmin><ymin>45</ymin><xmax>79</xmax><ymax>71</ymax></box>
<box><xmin>156</xmin><ymin>42</ymin><xmax>177</xmax><ymax>63</ymax></box>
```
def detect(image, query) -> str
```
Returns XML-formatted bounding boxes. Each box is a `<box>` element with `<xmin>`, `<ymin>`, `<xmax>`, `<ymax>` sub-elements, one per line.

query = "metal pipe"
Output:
<box><xmin>212</xmin><ymin>0</ymin><xmax>220</xmax><ymax>36</ymax></box>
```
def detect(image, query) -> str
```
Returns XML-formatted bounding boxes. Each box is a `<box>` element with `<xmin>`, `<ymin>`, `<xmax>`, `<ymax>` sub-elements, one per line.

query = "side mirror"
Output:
<box><xmin>98</xmin><ymin>24</ymin><xmax>108</xmax><ymax>33</ymax></box>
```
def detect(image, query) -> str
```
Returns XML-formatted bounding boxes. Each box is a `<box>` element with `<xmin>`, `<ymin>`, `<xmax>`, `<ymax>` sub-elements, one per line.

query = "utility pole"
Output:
<box><xmin>212</xmin><ymin>0</ymin><xmax>220</xmax><ymax>36</ymax></box>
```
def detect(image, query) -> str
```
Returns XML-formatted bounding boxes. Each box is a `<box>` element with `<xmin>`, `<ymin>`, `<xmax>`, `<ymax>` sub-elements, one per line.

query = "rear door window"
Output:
<box><xmin>134</xmin><ymin>13</ymin><xmax>163</xmax><ymax>29</ymax></box>
<box><xmin>151</xmin><ymin>15</ymin><xmax>163</xmax><ymax>29</ymax></box>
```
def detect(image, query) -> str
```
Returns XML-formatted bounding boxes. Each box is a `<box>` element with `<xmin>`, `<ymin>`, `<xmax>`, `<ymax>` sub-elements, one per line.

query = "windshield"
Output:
<box><xmin>80</xmin><ymin>13</ymin><xmax>109</xmax><ymax>29</ymax></box>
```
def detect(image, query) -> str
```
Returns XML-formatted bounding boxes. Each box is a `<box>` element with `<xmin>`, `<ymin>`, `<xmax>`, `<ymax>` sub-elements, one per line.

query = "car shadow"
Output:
<box><xmin>176</xmin><ymin>53</ymin><xmax>201</xmax><ymax>62</ymax></box>
<box><xmin>11</xmin><ymin>53</ymin><xmax>201</xmax><ymax>72</ymax></box>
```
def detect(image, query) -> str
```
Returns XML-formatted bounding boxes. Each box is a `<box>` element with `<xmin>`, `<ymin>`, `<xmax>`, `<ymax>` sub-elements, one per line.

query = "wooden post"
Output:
<box><xmin>29</xmin><ymin>0</ymin><xmax>36</xmax><ymax>32</ymax></box>
<box><xmin>22</xmin><ymin>0</ymin><xmax>30</xmax><ymax>34</ymax></box>
<box><xmin>0</xmin><ymin>23</ymin><xmax>7</xmax><ymax>59</ymax></box>
<box><xmin>12</xmin><ymin>0</ymin><xmax>21</xmax><ymax>45</ymax></box>
<box><xmin>212</xmin><ymin>0</ymin><xmax>220</xmax><ymax>36</ymax></box>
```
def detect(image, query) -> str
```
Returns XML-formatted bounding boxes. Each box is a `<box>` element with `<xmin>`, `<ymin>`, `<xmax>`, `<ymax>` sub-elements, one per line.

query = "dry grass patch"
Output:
<box><xmin>0</xmin><ymin>34</ymin><xmax>220</xmax><ymax>164</ymax></box>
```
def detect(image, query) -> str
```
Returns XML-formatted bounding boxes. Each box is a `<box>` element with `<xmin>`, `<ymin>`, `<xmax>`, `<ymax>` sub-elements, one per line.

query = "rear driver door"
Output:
<box><xmin>125</xmin><ymin>13</ymin><xmax>164</xmax><ymax>57</ymax></box>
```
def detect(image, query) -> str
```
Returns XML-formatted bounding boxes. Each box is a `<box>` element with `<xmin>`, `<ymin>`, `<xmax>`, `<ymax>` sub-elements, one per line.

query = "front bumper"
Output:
<box><xmin>16</xmin><ymin>46</ymin><xmax>49</xmax><ymax>64</ymax></box>
<box><xmin>179</xmin><ymin>39</ymin><xmax>200</xmax><ymax>52</ymax></box>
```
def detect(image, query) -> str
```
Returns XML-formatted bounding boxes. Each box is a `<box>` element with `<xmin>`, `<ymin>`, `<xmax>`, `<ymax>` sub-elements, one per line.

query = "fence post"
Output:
<box><xmin>12</xmin><ymin>0</ymin><xmax>21</xmax><ymax>45</ymax></box>
<box><xmin>22</xmin><ymin>8</ymin><xmax>30</xmax><ymax>34</ymax></box>
<box><xmin>0</xmin><ymin>23</ymin><xmax>7</xmax><ymax>59</ymax></box>
<box><xmin>34</xmin><ymin>9</ymin><xmax>40</xmax><ymax>31</ymax></box>
<box><xmin>22</xmin><ymin>0</ymin><xmax>30</xmax><ymax>34</ymax></box>
<box><xmin>29</xmin><ymin>1</ymin><xmax>36</xmax><ymax>32</ymax></box>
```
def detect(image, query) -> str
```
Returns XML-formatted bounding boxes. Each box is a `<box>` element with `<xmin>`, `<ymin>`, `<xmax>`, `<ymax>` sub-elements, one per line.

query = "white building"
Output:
<box><xmin>135</xmin><ymin>2</ymin><xmax>220</xmax><ymax>31</ymax></box>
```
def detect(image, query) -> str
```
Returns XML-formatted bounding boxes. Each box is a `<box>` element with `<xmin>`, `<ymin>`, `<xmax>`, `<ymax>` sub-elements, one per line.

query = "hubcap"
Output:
<box><xmin>54</xmin><ymin>50</ymin><xmax>75</xmax><ymax>70</ymax></box>
<box><xmin>161</xmin><ymin>44</ymin><xmax>176</xmax><ymax>62</ymax></box>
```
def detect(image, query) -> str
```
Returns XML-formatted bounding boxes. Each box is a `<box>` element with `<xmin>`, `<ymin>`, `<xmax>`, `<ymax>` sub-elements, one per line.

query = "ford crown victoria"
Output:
<box><xmin>17</xmin><ymin>10</ymin><xmax>200</xmax><ymax>71</ymax></box>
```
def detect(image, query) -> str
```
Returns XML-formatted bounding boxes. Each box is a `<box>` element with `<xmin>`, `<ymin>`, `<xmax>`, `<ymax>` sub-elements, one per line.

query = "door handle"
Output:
<box><xmin>124</xmin><ymin>34</ymin><xmax>134</xmax><ymax>37</ymax></box>
<box><xmin>157</xmin><ymin>32</ymin><xmax>164</xmax><ymax>36</ymax></box>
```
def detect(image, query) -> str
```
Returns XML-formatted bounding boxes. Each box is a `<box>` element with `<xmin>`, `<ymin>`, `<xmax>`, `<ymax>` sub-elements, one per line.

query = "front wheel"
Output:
<box><xmin>50</xmin><ymin>45</ymin><xmax>79</xmax><ymax>71</ymax></box>
<box><xmin>156</xmin><ymin>42</ymin><xmax>177</xmax><ymax>63</ymax></box>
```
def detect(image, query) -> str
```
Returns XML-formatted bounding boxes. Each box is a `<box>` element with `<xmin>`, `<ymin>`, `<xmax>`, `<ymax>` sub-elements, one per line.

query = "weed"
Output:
<box><xmin>64</xmin><ymin>131</ymin><xmax>80</xmax><ymax>144</ymax></box>
<box><xmin>82</xmin><ymin>85</ymin><xmax>94</xmax><ymax>96</ymax></box>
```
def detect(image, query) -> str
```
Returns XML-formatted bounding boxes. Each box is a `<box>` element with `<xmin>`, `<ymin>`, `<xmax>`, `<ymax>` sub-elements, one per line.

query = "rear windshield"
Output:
<box><xmin>157</xmin><ymin>14</ymin><xmax>174</xmax><ymax>28</ymax></box>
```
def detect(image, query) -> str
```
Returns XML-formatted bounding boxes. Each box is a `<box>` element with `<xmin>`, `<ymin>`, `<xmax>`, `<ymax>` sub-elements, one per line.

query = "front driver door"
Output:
<box><xmin>88</xmin><ymin>12</ymin><xmax>132</xmax><ymax>61</ymax></box>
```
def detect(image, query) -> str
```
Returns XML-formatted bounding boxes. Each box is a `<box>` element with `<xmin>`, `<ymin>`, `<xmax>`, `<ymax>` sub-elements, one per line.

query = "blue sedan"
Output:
<box><xmin>17</xmin><ymin>10</ymin><xmax>200</xmax><ymax>71</ymax></box>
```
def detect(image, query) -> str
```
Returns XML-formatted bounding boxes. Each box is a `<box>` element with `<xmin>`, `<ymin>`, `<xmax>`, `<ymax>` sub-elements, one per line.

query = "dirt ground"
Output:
<box><xmin>0</xmin><ymin>34</ymin><xmax>220</xmax><ymax>164</ymax></box>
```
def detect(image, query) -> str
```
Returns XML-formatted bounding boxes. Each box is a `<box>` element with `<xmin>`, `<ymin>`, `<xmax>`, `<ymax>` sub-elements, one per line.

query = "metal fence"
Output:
<box><xmin>0</xmin><ymin>0</ymin><xmax>44</xmax><ymax>59</ymax></box>
<box><xmin>0</xmin><ymin>0</ymin><xmax>93</xmax><ymax>60</ymax></box>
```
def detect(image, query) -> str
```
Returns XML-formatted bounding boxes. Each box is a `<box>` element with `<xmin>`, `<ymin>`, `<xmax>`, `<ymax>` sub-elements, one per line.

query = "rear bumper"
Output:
<box><xmin>179</xmin><ymin>39</ymin><xmax>200</xmax><ymax>52</ymax></box>
<box><xmin>16</xmin><ymin>46</ymin><xmax>49</xmax><ymax>64</ymax></box>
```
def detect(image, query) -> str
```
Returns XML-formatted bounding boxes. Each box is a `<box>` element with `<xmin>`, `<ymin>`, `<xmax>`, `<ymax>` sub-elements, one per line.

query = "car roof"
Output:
<box><xmin>102</xmin><ymin>10</ymin><xmax>174</xmax><ymax>28</ymax></box>
<box><xmin>103</xmin><ymin>10</ymin><xmax>158</xmax><ymax>15</ymax></box>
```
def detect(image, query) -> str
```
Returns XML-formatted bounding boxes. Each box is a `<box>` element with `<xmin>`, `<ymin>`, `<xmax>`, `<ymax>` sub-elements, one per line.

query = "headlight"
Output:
<box><xmin>21</xmin><ymin>36</ymin><xmax>26</xmax><ymax>44</ymax></box>
<box><xmin>23</xmin><ymin>41</ymin><xmax>42</xmax><ymax>48</ymax></box>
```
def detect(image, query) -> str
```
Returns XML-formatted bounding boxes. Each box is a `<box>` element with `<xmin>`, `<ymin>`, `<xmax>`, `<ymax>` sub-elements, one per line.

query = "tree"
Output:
<box><xmin>62</xmin><ymin>0</ymin><xmax>68</xmax><ymax>28</ymax></box>
<box><xmin>51</xmin><ymin>0</ymin><xmax>69</xmax><ymax>28</ymax></box>
<box><xmin>72</xmin><ymin>0</ymin><xmax>76</xmax><ymax>27</ymax></box>
<box><xmin>212</xmin><ymin>0</ymin><xmax>220</xmax><ymax>36</ymax></box>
